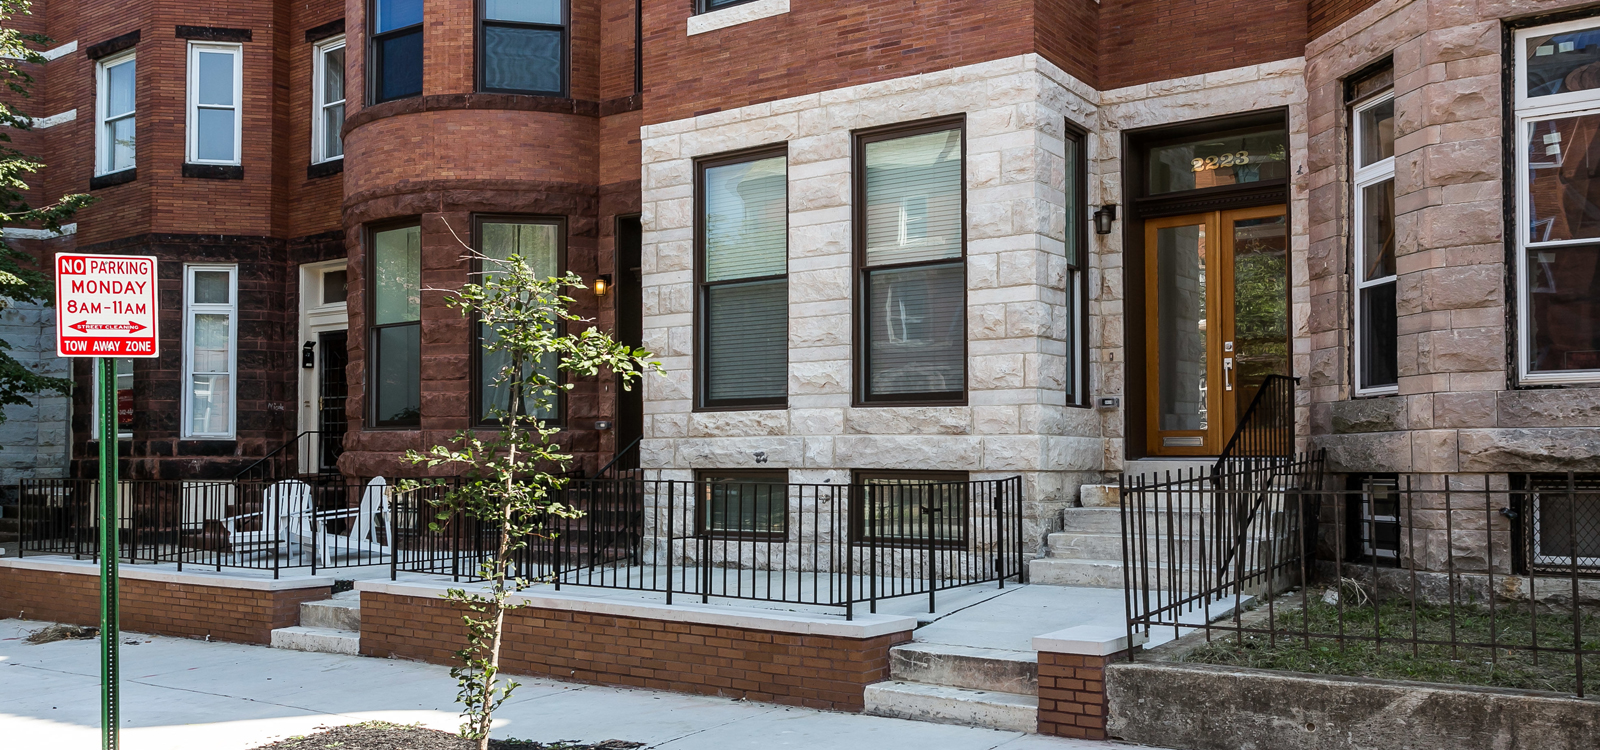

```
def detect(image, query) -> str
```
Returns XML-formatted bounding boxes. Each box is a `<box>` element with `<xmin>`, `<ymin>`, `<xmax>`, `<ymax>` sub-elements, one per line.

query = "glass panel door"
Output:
<box><xmin>1145</xmin><ymin>206</ymin><xmax>1289</xmax><ymax>456</ymax></box>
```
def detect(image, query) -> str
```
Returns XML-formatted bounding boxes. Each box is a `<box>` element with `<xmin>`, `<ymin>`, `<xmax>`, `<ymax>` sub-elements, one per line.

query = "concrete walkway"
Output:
<box><xmin>0</xmin><ymin>619</ymin><xmax>1169</xmax><ymax>750</ymax></box>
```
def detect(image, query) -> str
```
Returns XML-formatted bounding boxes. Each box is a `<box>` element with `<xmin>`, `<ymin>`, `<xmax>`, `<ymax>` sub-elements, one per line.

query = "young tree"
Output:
<box><xmin>401</xmin><ymin>251</ymin><xmax>660</xmax><ymax>750</ymax></box>
<box><xmin>0</xmin><ymin>0</ymin><xmax>93</xmax><ymax>425</ymax></box>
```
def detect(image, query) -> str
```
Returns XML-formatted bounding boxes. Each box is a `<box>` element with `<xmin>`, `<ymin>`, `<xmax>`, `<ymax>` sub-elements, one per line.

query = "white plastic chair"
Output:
<box><xmin>220</xmin><ymin>480</ymin><xmax>314</xmax><ymax>561</ymax></box>
<box><xmin>313</xmin><ymin>476</ymin><xmax>391</xmax><ymax>565</ymax></box>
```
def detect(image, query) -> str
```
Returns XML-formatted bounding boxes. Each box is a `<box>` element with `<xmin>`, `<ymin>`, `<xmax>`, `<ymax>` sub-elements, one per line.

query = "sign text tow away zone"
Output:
<box><xmin>56</xmin><ymin>253</ymin><xmax>160</xmax><ymax>358</ymax></box>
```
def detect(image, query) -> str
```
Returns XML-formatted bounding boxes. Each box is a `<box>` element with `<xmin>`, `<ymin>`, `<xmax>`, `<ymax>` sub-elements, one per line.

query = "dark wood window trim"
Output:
<box><xmin>694</xmin><ymin>144</ymin><xmax>790</xmax><ymax>412</ymax></box>
<box><xmin>369</xmin><ymin>0</ymin><xmax>423</xmax><ymax>104</ymax></box>
<box><xmin>1065</xmin><ymin>120</ymin><xmax>1091</xmax><ymax>408</ymax></box>
<box><xmin>852</xmin><ymin>115</ymin><xmax>968</xmax><ymax>407</ymax></box>
<box><xmin>90</xmin><ymin>169</ymin><xmax>136</xmax><ymax>190</ymax></box>
<box><xmin>366</xmin><ymin>218</ymin><xmax>423</xmax><ymax>430</ymax></box>
<box><xmin>476</xmin><ymin>0</ymin><xmax>569</xmax><ymax>97</ymax></box>
<box><xmin>86</xmin><ymin>30</ymin><xmax>140</xmax><ymax>61</ymax></box>
<box><xmin>307</xmin><ymin>159</ymin><xmax>344</xmax><ymax>180</ymax></box>
<box><xmin>850</xmin><ymin>470</ymin><xmax>970</xmax><ymax>548</ymax></box>
<box><xmin>694</xmin><ymin>469</ymin><xmax>789</xmax><ymax>541</ymax></box>
<box><xmin>175</xmin><ymin>26</ymin><xmax>252</xmax><ymax>42</ymax></box>
<box><xmin>696</xmin><ymin>0</ymin><xmax>763</xmax><ymax>14</ymax></box>
<box><xmin>183</xmin><ymin>164</ymin><xmax>244</xmax><ymax>180</ymax></box>
<box><xmin>305</xmin><ymin>18</ymin><xmax>346</xmax><ymax>44</ymax></box>
<box><xmin>469</xmin><ymin>213</ymin><xmax>567</xmax><ymax>429</ymax></box>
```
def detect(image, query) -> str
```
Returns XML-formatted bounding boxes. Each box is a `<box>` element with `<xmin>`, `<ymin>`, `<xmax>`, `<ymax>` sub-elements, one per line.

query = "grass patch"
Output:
<box><xmin>1177</xmin><ymin>593</ymin><xmax>1600</xmax><ymax>696</ymax></box>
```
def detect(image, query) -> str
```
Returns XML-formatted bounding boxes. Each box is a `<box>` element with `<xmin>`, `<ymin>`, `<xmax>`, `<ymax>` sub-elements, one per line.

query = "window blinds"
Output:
<box><xmin>701</xmin><ymin>155</ymin><xmax>788</xmax><ymax>405</ymax></box>
<box><xmin>864</xmin><ymin>128</ymin><xmax>963</xmax><ymax>267</ymax></box>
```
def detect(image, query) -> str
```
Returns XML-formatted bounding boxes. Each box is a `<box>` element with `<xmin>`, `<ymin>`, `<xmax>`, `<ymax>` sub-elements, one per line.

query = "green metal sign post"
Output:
<box><xmin>97</xmin><ymin>357</ymin><xmax>120</xmax><ymax>750</ymax></box>
<box><xmin>56</xmin><ymin>252</ymin><xmax>158</xmax><ymax>750</ymax></box>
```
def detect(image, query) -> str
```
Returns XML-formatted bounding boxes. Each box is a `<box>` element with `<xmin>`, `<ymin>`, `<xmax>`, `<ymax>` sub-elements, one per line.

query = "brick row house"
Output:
<box><xmin>0</xmin><ymin>0</ymin><xmax>1597</xmax><ymax>612</ymax></box>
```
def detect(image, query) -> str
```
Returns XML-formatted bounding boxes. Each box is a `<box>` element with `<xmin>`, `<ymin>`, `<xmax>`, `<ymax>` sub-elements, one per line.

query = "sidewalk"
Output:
<box><xmin>0</xmin><ymin>619</ymin><xmax>1165</xmax><ymax>750</ymax></box>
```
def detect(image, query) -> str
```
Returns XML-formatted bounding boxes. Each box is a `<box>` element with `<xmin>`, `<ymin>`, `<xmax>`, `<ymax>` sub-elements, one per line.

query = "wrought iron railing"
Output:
<box><xmin>235</xmin><ymin>431</ymin><xmax>343</xmax><ymax>481</ymax></box>
<box><xmin>591</xmin><ymin>436</ymin><xmax>641</xmax><ymax>480</ymax></box>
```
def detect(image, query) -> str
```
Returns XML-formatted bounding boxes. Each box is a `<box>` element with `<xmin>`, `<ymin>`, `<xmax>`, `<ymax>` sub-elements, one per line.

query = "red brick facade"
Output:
<box><xmin>1036</xmin><ymin>650</ymin><xmax>1123</xmax><ymax>740</ymax></box>
<box><xmin>360</xmin><ymin>591</ymin><xmax>911</xmax><ymax>711</ymax></box>
<box><xmin>0</xmin><ymin>564</ymin><xmax>331</xmax><ymax>644</ymax></box>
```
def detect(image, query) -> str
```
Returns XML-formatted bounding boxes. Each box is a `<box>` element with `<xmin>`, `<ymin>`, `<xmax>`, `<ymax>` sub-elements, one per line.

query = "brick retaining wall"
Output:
<box><xmin>0</xmin><ymin>559</ymin><xmax>332</xmax><ymax>644</ymax></box>
<box><xmin>360</xmin><ymin>589</ymin><xmax>913</xmax><ymax>711</ymax></box>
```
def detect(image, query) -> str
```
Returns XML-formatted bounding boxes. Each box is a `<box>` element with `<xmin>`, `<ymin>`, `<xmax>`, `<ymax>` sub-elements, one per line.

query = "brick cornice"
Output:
<box><xmin>344</xmin><ymin>93</ymin><xmax>601</xmax><ymax>135</ymax></box>
<box><xmin>342</xmin><ymin>178</ymin><xmax>600</xmax><ymax>215</ymax></box>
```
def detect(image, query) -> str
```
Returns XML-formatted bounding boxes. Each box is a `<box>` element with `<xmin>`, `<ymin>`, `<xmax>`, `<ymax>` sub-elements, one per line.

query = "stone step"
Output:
<box><xmin>270</xmin><ymin>626</ymin><xmax>359</xmax><ymax>655</ymax></box>
<box><xmin>1060</xmin><ymin>506</ymin><xmax>1287</xmax><ymax>535</ymax></box>
<box><xmin>889</xmin><ymin>642</ymin><xmax>1037</xmax><ymax>696</ymax></box>
<box><xmin>1047</xmin><ymin>530</ymin><xmax>1285</xmax><ymax>561</ymax></box>
<box><xmin>300</xmin><ymin>592</ymin><xmax>360</xmax><ymax>631</ymax></box>
<box><xmin>864</xmin><ymin>680</ymin><xmax>1036</xmax><ymax>733</ymax></box>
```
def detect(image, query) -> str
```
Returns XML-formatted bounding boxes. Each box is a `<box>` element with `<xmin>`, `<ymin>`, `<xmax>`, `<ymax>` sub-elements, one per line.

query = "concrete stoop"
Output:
<box><xmin>270</xmin><ymin>590</ymin><xmax>360</xmax><ymax>655</ymax></box>
<box><xmin>865</xmin><ymin>641</ymin><xmax>1039</xmax><ymax>732</ymax></box>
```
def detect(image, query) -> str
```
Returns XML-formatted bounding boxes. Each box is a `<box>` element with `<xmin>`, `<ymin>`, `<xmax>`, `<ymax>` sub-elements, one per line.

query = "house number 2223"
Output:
<box><xmin>1191</xmin><ymin>151</ymin><xmax>1250</xmax><ymax>172</ymax></box>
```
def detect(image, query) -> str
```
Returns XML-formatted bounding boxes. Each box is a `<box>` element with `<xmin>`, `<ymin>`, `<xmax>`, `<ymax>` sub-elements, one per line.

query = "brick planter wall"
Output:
<box><xmin>0</xmin><ymin>560</ymin><xmax>332</xmax><ymax>644</ymax></box>
<box><xmin>1037</xmin><ymin>651</ymin><xmax>1119</xmax><ymax>739</ymax></box>
<box><xmin>360</xmin><ymin>588</ymin><xmax>914</xmax><ymax>711</ymax></box>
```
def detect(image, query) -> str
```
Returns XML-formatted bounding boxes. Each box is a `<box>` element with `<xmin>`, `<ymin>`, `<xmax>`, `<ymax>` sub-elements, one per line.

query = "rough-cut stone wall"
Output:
<box><xmin>638</xmin><ymin>53</ymin><xmax>1104</xmax><ymax>548</ymax></box>
<box><xmin>0</xmin><ymin>301</ymin><xmax>70</xmax><ymax>489</ymax></box>
<box><xmin>1090</xmin><ymin>59</ymin><xmax>1313</xmax><ymax>464</ymax></box>
<box><xmin>1305</xmin><ymin>0</ymin><xmax>1600</xmax><ymax>475</ymax></box>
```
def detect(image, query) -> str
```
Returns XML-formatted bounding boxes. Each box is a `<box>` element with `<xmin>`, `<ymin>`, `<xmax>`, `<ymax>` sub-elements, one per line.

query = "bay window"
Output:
<box><xmin>1352</xmin><ymin>89</ymin><xmax>1397</xmax><ymax>394</ymax></box>
<box><xmin>183</xmin><ymin>266</ymin><xmax>237</xmax><ymax>439</ymax></box>
<box><xmin>372</xmin><ymin>0</ymin><xmax>423</xmax><ymax>103</ymax></box>
<box><xmin>698</xmin><ymin>149</ymin><xmax>788</xmax><ymax>409</ymax></box>
<box><xmin>475</xmin><ymin>217</ymin><xmax>562</xmax><ymax>424</ymax></box>
<box><xmin>370</xmin><ymin>223</ymin><xmax>422</xmax><ymax>428</ymax></box>
<box><xmin>186</xmin><ymin>43</ymin><xmax>242</xmax><ymax>165</ymax></box>
<box><xmin>95</xmin><ymin>52</ymin><xmax>136</xmax><ymax>175</ymax></box>
<box><xmin>312</xmin><ymin>36</ymin><xmax>346</xmax><ymax>163</ymax></box>
<box><xmin>856</xmin><ymin>120</ymin><xmax>965</xmax><ymax>403</ymax></box>
<box><xmin>480</xmin><ymin>0</ymin><xmax>566</xmax><ymax>95</ymax></box>
<box><xmin>1516</xmin><ymin>18</ymin><xmax>1600</xmax><ymax>383</ymax></box>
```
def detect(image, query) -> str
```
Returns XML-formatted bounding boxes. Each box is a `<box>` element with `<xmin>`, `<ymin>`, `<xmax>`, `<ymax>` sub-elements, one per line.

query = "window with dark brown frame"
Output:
<box><xmin>855</xmin><ymin>118</ymin><xmax>966</xmax><ymax>404</ymax></box>
<box><xmin>1065</xmin><ymin>123</ymin><xmax>1090</xmax><ymax>407</ymax></box>
<box><xmin>472</xmin><ymin>215</ymin><xmax>565</xmax><ymax>426</ymax></box>
<box><xmin>697</xmin><ymin>147</ymin><xmax>788</xmax><ymax>410</ymax></box>
<box><xmin>851</xmin><ymin>470</ymin><xmax>969</xmax><ymax>547</ymax></box>
<box><xmin>478</xmin><ymin>0</ymin><xmax>566</xmax><ymax>96</ymax></box>
<box><xmin>696</xmin><ymin>469</ymin><xmax>788</xmax><ymax>539</ymax></box>
<box><xmin>371</xmin><ymin>0</ymin><xmax>422</xmax><ymax>103</ymax></box>
<box><xmin>368</xmin><ymin>221</ymin><xmax>422</xmax><ymax>428</ymax></box>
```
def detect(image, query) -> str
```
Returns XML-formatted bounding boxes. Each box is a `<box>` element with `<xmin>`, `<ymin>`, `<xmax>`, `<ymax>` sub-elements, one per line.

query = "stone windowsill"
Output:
<box><xmin>688</xmin><ymin>0</ymin><xmax>789</xmax><ymax>36</ymax></box>
<box><xmin>357</xmin><ymin>578</ymin><xmax>917</xmax><ymax>639</ymax></box>
<box><xmin>0</xmin><ymin>556</ymin><xmax>336</xmax><ymax>591</ymax></box>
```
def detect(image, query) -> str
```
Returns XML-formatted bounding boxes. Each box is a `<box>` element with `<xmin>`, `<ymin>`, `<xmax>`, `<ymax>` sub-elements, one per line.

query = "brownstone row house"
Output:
<box><xmin>1</xmin><ymin>0</ymin><xmax>1597</xmax><ymax>585</ymax></box>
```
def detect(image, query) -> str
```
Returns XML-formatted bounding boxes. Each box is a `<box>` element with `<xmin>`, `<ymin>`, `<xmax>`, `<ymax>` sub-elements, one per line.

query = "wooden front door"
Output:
<box><xmin>1145</xmin><ymin>205</ymin><xmax>1289</xmax><ymax>456</ymax></box>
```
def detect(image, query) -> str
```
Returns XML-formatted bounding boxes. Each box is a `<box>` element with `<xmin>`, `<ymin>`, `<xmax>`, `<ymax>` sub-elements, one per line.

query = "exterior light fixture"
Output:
<box><xmin>593</xmin><ymin>274</ymin><xmax>611</xmax><ymax>297</ymax></box>
<box><xmin>1093</xmin><ymin>204</ymin><xmax>1118</xmax><ymax>235</ymax></box>
<box><xmin>301</xmin><ymin>341</ymin><xmax>316</xmax><ymax>369</ymax></box>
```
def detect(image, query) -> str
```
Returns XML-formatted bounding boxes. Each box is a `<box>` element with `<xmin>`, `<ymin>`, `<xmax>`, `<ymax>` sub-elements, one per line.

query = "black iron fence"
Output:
<box><xmin>19</xmin><ymin>473</ymin><xmax>1026</xmax><ymax>617</ymax></box>
<box><xmin>1122</xmin><ymin>461</ymin><xmax>1600</xmax><ymax>698</ymax></box>
<box><xmin>394</xmin><ymin>475</ymin><xmax>1025</xmax><ymax>618</ymax></box>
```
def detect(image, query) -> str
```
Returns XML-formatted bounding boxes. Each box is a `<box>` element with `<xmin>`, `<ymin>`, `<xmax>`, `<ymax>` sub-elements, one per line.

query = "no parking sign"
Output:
<box><xmin>55</xmin><ymin>253</ymin><xmax>159</xmax><ymax>358</ymax></box>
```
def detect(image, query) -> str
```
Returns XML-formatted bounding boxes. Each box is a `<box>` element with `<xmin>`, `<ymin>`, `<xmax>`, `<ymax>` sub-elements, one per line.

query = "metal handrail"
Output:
<box><xmin>234</xmin><ymin>430</ymin><xmax>325</xmax><ymax>480</ymax></box>
<box><xmin>591</xmin><ymin>436</ymin><xmax>641</xmax><ymax>480</ymax></box>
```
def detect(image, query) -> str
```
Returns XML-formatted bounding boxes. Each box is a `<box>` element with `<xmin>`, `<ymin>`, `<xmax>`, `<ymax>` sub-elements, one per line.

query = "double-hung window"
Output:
<box><xmin>370</xmin><ymin>223</ymin><xmax>422</xmax><ymax>428</ymax></box>
<box><xmin>696</xmin><ymin>470</ymin><xmax>787</xmax><ymax>539</ymax></box>
<box><xmin>183</xmin><ymin>266</ymin><xmax>238</xmax><ymax>439</ymax></box>
<box><xmin>372</xmin><ymin>0</ymin><xmax>423</xmax><ymax>103</ymax></box>
<box><xmin>312</xmin><ymin>36</ymin><xmax>346</xmax><ymax>163</ymax></box>
<box><xmin>856</xmin><ymin>120</ymin><xmax>966</xmax><ymax>403</ymax></box>
<box><xmin>1515</xmin><ymin>18</ymin><xmax>1600</xmax><ymax>382</ymax></box>
<box><xmin>698</xmin><ymin>149</ymin><xmax>788</xmax><ymax>409</ymax></box>
<box><xmin>1064</xmin><ymin>124</ymin><xmax>1089</xmax><ymax>406</ymax></box>
<box><xmin>476</xmin><ymin>217</ymin><xmax>563</xmax><ymax>424</ymax></box>
<box><xmin>1352</xmin><ymin>88</ymin><xmax>1397</xmax><ymax>394</ymax></box>
<box><xmin>480</xmin><ymin>0</ymin><xmax>566</xmax><ymax>95</ymax></box>
<box><xmin>95</xmin><ymin>52</ymin><xmax>136</xmax><ymax>175</ymax></box>
<box><xmin>187</xmin><ymin>43</ymin><xmax>241</xmax><ymax>165</ymax></box>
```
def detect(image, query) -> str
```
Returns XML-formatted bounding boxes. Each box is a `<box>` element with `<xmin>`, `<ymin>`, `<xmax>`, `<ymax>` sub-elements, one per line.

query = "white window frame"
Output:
<box><xmin>311</xmin><ymin>35</ymin><xmax>346</xmax><ymax>164</ymax></box>
<box><xmin>182</xmin><ymin>264</ymin><xmax>239</xmax><ymax>440</ymax></box>
<box><xmin>1515</xmin><ymin>18</ymin><xmax>1600</xmax><ymax>384</ymax></box>
<box><xmin>1352</xmin><ymin>91</ymin><xmax>1398</xmax><ymax>396</ymax></box>
<box><xmin>94</xmin><ymin>51</ymin><xmax>136</xmax><ymax>176</ymax></box>
<box><xmin>185</xmin><ymin>42</ymin><xmax>243</xmax><ymax>166</ymax></box>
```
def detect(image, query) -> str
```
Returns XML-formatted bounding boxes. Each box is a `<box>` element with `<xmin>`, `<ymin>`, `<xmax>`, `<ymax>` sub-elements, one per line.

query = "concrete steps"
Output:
<box><xmin>865</xmin><ymin>641</ymin><xmax>1038</xmax><ymax>732</ymax></box>
<box><xmin>269</xmin><ymin>590</ymin><xmax>360</xmax><ymax>655</ymax></box>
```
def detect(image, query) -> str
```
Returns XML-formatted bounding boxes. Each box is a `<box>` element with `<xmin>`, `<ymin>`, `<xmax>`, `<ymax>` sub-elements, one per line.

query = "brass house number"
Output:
<box><xmin>1191</xmin><ymin>151</ymin><xmax>1251</xmax><ymax>172</ymax></box>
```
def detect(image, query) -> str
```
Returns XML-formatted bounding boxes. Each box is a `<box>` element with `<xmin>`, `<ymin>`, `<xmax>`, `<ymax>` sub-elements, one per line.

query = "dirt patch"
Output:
<box><xmin>251</xmin><ymin>723</ymin><xmax>645</xmax><ymax>750</ymax></box>
<box><xmin>25</xmin><ymin>624</ymin><xmax>98</xmax><ymax>644</ymax></box>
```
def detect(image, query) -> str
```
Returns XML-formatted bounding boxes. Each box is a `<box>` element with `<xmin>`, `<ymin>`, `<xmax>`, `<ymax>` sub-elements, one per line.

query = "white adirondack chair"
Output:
<box><xmin>313</xmin><ymin>476</ymin><xmax>391</xmax><ymax>565</ymax></box>
<box><xmin>220</xmin><ymin>480</ymin><xmax>314</xmax><ymax>561</ymax></box>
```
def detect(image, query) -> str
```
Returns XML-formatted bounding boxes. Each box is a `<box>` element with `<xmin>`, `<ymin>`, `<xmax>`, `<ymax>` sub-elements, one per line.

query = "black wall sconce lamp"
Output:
<box><xmin>301</xmin><ymin>341</ymin><xmax>316</xmax><ymax>369</ymax></box>
<box><xmin>1093</xmin><ymin>204</ymin><xmax>1118</xmax><ymax>235</ymax></box>
<box><xmin>593</xmin><ymin>274</ymin><xmax>612</xmax><ymax>297</ymax></box>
